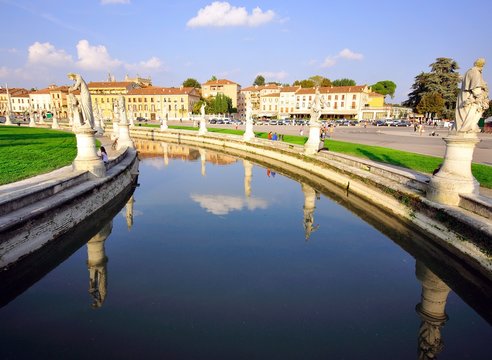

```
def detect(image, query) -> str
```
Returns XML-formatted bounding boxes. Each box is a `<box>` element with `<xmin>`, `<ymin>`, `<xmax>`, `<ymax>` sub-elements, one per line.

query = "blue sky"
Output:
<box><xmin>0</xmin><ymin>0</ymin><xmax>491</xmax><ymax>103</ymax></box>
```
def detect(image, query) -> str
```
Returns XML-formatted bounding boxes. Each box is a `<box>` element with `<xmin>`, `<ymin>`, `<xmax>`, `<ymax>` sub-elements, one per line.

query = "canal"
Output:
<box><xmin>0</xmin><ymin>141</ymin><xmax>490</xmax><ymax>359</ymax></box>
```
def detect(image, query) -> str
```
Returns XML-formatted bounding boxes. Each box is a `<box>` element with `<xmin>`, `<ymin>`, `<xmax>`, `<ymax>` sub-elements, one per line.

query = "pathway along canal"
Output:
<box><xmin>0</xmin><ymin>141</ymin><xmax>490</xmax><ymax>359</ymax></box>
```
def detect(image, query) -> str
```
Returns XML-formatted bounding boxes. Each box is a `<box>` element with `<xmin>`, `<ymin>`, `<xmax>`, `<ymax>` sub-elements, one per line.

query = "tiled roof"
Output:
<box><xmin>242</xmin><ymin>84</ymin><xmax>280</xmax><ymax>92</ymax></box>
<box><xmin>30</xmin><ymin>87</ymin><xmax>54</xmax><ymax>95</ymax></box>
<box><xmin>263</xmin><ymin>93</ymin><xmax>280</xmax><ymax>97</ymax></box>
<box><xmin>369</xmin><ymin>92</ymin><xmax>384</xmax><ymax>97</ymax></box>
<box><xmin>296</xmin><ymin>85</ymin><xmax>367</xmax><ymax>95</ymax></box>
<box><xmin>127</xmin><ymin>86</ymin><xmax>197</xmax><ymax>95</ymax></box>
<box><xmin>0</xmin><ymin>88</ymin><xmax>29</xmax><ymax>96</ymax></box>
<box><xmin>202</xmin><ymin>79</ymin><xmax>237</xmax><ymax>86</ymax></box>
<box><xmin>280</xmin><ymin>86</ymin><xmax>301</xmax><ymax>93</ymax></box>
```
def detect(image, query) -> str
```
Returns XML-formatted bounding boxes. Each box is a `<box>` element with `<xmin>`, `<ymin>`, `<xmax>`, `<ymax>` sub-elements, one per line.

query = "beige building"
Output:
<box><xmin>126</xmin><ymin>86</ymin><xmax>200</xmax><ymax>121</ymax></box>
<box><xmin>0</xmin><ymin>88</ymin><xmax>29</xmax><ymax>116</ymax></box>
<box><xmin>50</xmin><ymin>86</ymin><xmax>70</xmax><ymax>119</ymax></box>
<box><xmin>238</xmin><ymin>84</ymin><xmax>282</xmax><ymax>118</ymax></box>
<box><xmin>88</xmin><ymin>81</ymin><xmax>139</xmax><ymax>120</ymax></box>
<box><xmin>201</xmin><ymin>79</ymin><xmax>241</xmax><ymax>109</ymax></box>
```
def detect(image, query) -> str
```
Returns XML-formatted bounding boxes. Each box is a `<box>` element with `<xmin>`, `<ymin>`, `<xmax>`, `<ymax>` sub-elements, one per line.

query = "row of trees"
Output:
<box><xmin>192</xmin><ymin>94</ymin><xmax>235</xmax><ymax>115</ymax></box>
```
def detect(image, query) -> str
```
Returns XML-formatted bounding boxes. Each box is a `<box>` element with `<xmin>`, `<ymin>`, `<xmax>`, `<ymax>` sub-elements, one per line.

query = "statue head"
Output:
<box><xmin>67</xmin><ymin>72</ymin><xmax>77</xmax><ymax>80</ymax></box>
<box><xmin>474</xmin><ymin>58</ymin><xmax>486</xmax><ymax>68</ymax></box>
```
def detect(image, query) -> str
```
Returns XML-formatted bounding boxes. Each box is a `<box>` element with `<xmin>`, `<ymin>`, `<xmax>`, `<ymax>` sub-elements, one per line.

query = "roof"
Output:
<box><xmin>263</xmin><ymin>93</ymin><xmax>280</xmax><ymax>97</ymax></box>
<box><xmin>88</xmin><ymin>81</ymin><xmax>135</xmax><ymax>89</ymax></box>
<box><xmin>30</xmin><ymin>87</ymin><xmax>54</xmax><ymax>95</ymax></box>
<box><xmin>242</xmin><ymin>84</ymin><xmax>280</xmax><ymax>92</ymax></box>
<box><xmin>127</xmin><ymin>86</ymin><xmax>198</xmax><ymax>96</ymax></box>
<box><xmin>202</xmin><ymin>79</ymin><xmax>238</xmax><ymax>86</ymax></box>
<box><xmin>280</xmin><ymin>86</ymin><xmax>301</xmax><ymax>93</ymax></box>
<box><xmin>296</xmin><ymin>85</ymin><xmax>368</xmax><ymax>95</ymax></box>
<box><xmin>0</xmin><ymin>88</ymin><xmax>29</xmax><ymax>96</ymax></box>
<box><xmin>369</xmin><ymin>92</ymin><xmax>384</xmax><ymax>97</ymax></box>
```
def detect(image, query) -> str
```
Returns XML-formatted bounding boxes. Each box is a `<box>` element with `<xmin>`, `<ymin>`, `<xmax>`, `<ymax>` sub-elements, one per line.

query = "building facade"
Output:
<box><xmin>88</xmin><ymin>81</ymin><xmax>140</xmax><ymax>120</ymax></box>
<box><xmin>201</xmin><ymin>79</ymin><xmax>241</xmax><ymax>109</ymax></box>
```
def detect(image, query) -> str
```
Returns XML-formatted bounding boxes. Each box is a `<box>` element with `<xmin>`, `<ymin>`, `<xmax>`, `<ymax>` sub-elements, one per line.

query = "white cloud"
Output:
<box><xmin>339</xmin><ymin>48</ymin><xmax>363</xmax><ymax>60</ymax></box>
<box><xmin>27</xmin><ymin>42</ymin><xmax>73</xmax><ymax>67</ymax></box>
<box><xmin>0</xmin><ymin>66</ymin><xmax>9</xmax><ymax>77</ymax></box>
<box><xmin>101</xmin><ymin>0</ymin><xmax>130</xmax><ymax>4</ymax></box>
<box><xmin>257</xmin><ymin>71</ymin><xmax>288</xmax><ymax>81</ymax></box>
<box><xmin>320</xmin><ymin>48</ymin><xmax>364</xmax><ymax>68</ymax></box>
<box><xmin>125</xmin><ymin>56</ymin><xmax>163</xmax><ymax>72</ymax></box>
<box><xmin>187</xmin><ymin>1</ymin><xmax>275</xmax><ymax>28</ymax></box>
<box><xmin>190</xmin><ymin>194</ymin><xmax>268</xmax><ymax>216</ymax></box>
<box><xmin>75</xmin><ymin>40</ymin><xmax>122</xmax><ymax>71</ymax></box>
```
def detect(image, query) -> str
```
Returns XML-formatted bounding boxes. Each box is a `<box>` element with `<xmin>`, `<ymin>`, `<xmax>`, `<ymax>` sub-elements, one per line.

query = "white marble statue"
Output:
<box><xmin>310</xmin><ymin>87</ymin><xmax>323</xmax><ymax>124</ymax></box>
<box><xmin>68</xmin><ymin>92</ymin><xmax>83</xmax><ymax>128</ymax></box>
<box><xmin>200</xmin><ymin>102</ymin><xmax>206</xmax><ymax>118</ymax></box>
<box><xmin>68</xmin><ymin>73</ymin><xmax>94</xmax><ymax>129</ymax></box>
<box><xmin>455</xmin><ymin>58</ymin><xmax>489</xmax><ymax>133</ymax></box>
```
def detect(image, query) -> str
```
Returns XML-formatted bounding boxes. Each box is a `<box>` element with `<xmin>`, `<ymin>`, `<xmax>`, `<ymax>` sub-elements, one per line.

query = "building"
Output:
<box><xmin>238</xmin><ymin>84</ymin><xmax>282</xmax><ymax>118</ymax></box>
<box><xmin>259</xmin><ymin>93</ymin><xmax>280</xmax><ymax>117</ymax></box>
<box><xmin>29</xmin><ymin>85</ymin><xmax>57</xmax><ymax>115</ymax></box>
<box><xmin>1</xmin><ymin>87</ymin><xmax>29</xmax><ymax>116</ymax></box>
<box><xmin>126</xmin><ymin>86</ymin><xmax>201</xmax><ymax>121</ymax></box>
<box><xmin>201</xmin><ymin>79</ymin><xmax>241</xmax><ymax>109</ymax></box>
<box><xmin>88</xmin><ymin>81</ymin><xmax>140</xmax><ymax>120</ymax></box>
<box><xmin>49</xmin><ymin>86</ymin><xmax>71</xmax><ymax>119</ymax></box>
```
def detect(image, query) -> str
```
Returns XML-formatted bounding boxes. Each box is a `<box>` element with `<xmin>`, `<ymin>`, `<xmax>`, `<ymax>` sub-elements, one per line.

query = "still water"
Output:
<box><xmin>0</xmin><ymin>142</ymin><xmax>490</xmax><ymax>359</ymax></box>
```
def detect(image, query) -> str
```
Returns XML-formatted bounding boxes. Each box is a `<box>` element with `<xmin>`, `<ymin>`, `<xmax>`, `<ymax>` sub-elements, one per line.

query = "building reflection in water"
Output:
<box><xmin>301</xmin><ymin>183</ymin><xmax>319</xmax><ymax>240</ymax></box>
<box><xmin>161</xmin><ymin>142</ymin><xmax>169</xmax><ymax>166</ymax></box>
<box><xmin>415</xmin><ymin>261</ymin><xmax>450</xmax><ymax>360</ymax></box>
<box><xmin>87</xmin><ymin>221</ymin><xmax>112</xmax><ymax>308</ymax></box>
<box><xmin>243</xmin><ymin>159</ymin><xmax>252</xmax><ymax>198</ymax></box>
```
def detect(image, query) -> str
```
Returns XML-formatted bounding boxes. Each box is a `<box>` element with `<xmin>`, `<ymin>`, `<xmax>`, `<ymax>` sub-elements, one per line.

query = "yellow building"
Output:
<box><xmin>49</xmin><ymin>86</ymin><xmax>70</xmax><ymax>119</ymax></box>
<box><xmin>367</xmin><ymin>92</ymin><xmax>385</xmax><ymax>107</ymax></box>
<box><xmin>239</xmin><ymin>84</ymin><xmax>281</xmax><ymax>118</ymax></box>
<box><xmin>201</xmin><ymin>79</ymin><xmax>241</xmax><ymax>109</ymax></box>
<box><xmin>89</xmin><ymin>81</ymin><xmax>139</xmax><ymax>120</ymax></box>
<box><xmin>126</xmin><ymin>86</ymin><xmax>200</xmax><ymax>121</ymax></box>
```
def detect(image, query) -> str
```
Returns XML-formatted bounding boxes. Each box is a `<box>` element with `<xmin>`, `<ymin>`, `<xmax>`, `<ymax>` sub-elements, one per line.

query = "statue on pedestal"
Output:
<box><xmin>310</xmin><ymin>87</ymin><xmax>323</xmax><ymax>124</ymax></box>
<box><xmin>68</xmin><ymin>73</ymin><xmax>94</xmax><ymax>129</ymax></box>
<box><xmin>455</xmin><ymin>58</ymin><xmax>489</xmax><ymax>133</ymax></box>
<box><xmin>200</xmin><ymin>102</ymin><xmax>206</xmax><ymax>119</ymax></box>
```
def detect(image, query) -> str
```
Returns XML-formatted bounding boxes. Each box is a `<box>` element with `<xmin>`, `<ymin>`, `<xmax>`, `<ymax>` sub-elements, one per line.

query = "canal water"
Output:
<box><xmin>0</xmin><ymin>141</ymin><xmax>490</xmax><ymax>359</ymax></box>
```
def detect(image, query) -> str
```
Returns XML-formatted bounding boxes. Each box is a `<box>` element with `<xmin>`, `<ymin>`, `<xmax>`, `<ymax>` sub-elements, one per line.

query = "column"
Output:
<box><xmin>304</xmin><ymin>121</ymin><xmax>323</xmax><ymax>155</ymax></box>
<box><xmin>87</xmin><ymin>221</ymin><xmax>112</xmax><ymax>308</ymax></box>
<box><xmin>415</xmin><ymin>261</ymin><xmax>451</xmax><ymax>360</ymax></box>
<box><xmin>117</xmin><ymin>95</ymin><xmax>135</xmax><ymax>150</ymax></box>
<box><xmin>243</xmin><ymin>159</ymin><xmax>252</xmax><ymax>198</ymax></box>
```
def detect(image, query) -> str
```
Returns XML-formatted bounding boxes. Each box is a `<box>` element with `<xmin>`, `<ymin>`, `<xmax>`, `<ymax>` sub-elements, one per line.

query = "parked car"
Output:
<box><xmin>395</xmin><ymin>120</ymin><xmax>411</xmax><ymax>127</ymax></box>
<box><xmin>136</xmin><ymin>117</ymin><xmax>148</xmax><ymax>122</ymax></box>
<box><xmin>374</xmin><ymin>120</ymin><xmax>386</xmax><ymax>126</ymax></box>
<box><xmin>209</xmin><ymin>119</ymin><xmax>217</xmax><ymax>124</ymax></box>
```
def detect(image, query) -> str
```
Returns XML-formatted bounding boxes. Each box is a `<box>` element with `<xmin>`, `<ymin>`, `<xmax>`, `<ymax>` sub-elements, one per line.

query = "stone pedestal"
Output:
<box><xmin>243</xmin><ymin>118</ymin><xmax>255</xmax><ymax>141</ymax></box>
<box><xmin>427</xmin><ymin>134</ymin><xmax>480</xmax><ymax>205</ymax></box>
<box><xmin>73</xmin><ymin>127</ymin><xmax>106</xmax><ymax>177</ymax></box>
<box><xmin>111</xmin><ymin>121</ymin><xmax>119</xmax><ymax>140</ymax></box>
<box><xmin>304</xmin><ymin>121</ymin><xmax>323</xmax><ymax>155</ymax></box>
<box><xmin>126</xmin><ymin>196</ymin><xmax>134</xmax><ymax>230</ymax></box>
<box><xmin>4</xmin><ymin>115</ymin><xmax>13</xmax><ymax>125</ymax></box>
<box><xmin>51</xmin><ymin>116</ymin><xmax>60</xmax><ymax>129</ymax></box>
<box><xmin>118</xmin><ymin>123</ymin><xmax>134</xmax><ymax>150</ymax></box>
<box><xmin>160</xmin><ymin>117</ymin><xmax>168</xmax><ymax>130</ymax></box>
<box><xmin>87</xmin><ymin>221</ymin><xmax>112</xmax><ymax>308</ymax></box>
<box><xmin>28</xmin><ymin>114</ymin><xmax>36</xmax><ymax>127</ymax></box>
<box><xmin>415</xmin><ymin>261</ymin><xmax>450</xmax><ymax>360</ymax></box>
<box><xmin>198</xmin><ymin>117</ymin><xmax>208</xmax><ymax>135</ymax></box>
<box><xmin>38</xmin><ymin>114</ymin><xmax>45</xmax><ymax>124</ymax></box>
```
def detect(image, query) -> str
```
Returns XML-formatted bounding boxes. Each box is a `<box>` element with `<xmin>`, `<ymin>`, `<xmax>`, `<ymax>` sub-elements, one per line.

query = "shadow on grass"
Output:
<box><xmin>357</xmin><ymin>148</ymin><xmax>408</xmax><ymax>169</ymax></box>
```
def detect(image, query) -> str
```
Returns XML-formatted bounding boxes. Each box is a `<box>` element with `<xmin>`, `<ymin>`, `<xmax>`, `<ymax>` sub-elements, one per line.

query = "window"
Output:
<box><xmin>328</xmin><ymin>95</ymin><xmax>332</xmax><ymax>100</ymax></box>
<box><xmin>335</xmin><ymin>95</ymin><xmax>338</xmax><ymax>100</ymax></box>
<box><xmin>151</xmin><ymin>98</ymin><xmax>154</xmax><ymax>103</ymax></box>
<box><xmin>342</xmin><ymin>95</ymin><xmax>345</xmax><ymax>100</ymax></box>
<box><xmin>351</xmin><ymin>102</ymin><xmax>356</xmax><ymax>109</ymax></box>
<box><xmin>341</xmin><ymin>102</ymin><xmax>344</xmax><ymax>107</ymax></box>
<box><xmin>353</xmin><ymin>94</ymin><xmax>356</xmax><ymax>100</ymax></box>
<box><xmin>326</xmin><ymin>102</ymin><xmax>331</xmax><ymax>107</ymax></box>
<box><xmin>144</xmin><ymin>105</ymin><xmax>148</xmax><ymax>111</ymax></box>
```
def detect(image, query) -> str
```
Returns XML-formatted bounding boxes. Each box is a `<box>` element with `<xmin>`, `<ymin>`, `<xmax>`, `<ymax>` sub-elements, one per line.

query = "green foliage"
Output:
<box><xmin>182</xmin><ymin>78</ymin><xmax>201</xmax><ymax>88</ymax></box>
<box><xmin>332</xmin><ymin>78</ymin><xmax>356</xmax><ymax>87</ymax></box>
<box><xmin>416</xmin><ymin>93</ymin><xmax>445</xmax><ymax>116</ymax></box>
<box><xmin>371</xmin><ymin>80</ymin><xmax>397</xmax><ymax>98</ymax></box>
<box><xmin>253</xmin><ymin>75</ymin><xmax>265</xmax><ymax>86</ymax></box>
<box><xmin>209</xmin><ymin>75</ymin><xmax>217</xmax><ymax>81</ymax></box>
<box><xmin>208</xmin><ymin>93</ymin><xmax>233</xmax><ymax>114</ymax></box>
<box><xmin>293</xmin><ymin>79</ymin><xmax>315</xmax><ymax>88</ymax></box>
<box><xmin>404</xmin><ymin>57</ymin><xmax>460</xmax><ymax>119</ymax></box>
<box><xmin>309</xmin><ymin>75</ymin><xmax>331</xmax><ymax>87</ymax></box>
<box><xmin>482</xmin><ymin>100</ymin><xmax>492</xmax><ymax>118</ymax></box>
<box><xmin>0</xmin><ymin>127</ymin><xmax>77</xmax><ymax>185</ymax></box>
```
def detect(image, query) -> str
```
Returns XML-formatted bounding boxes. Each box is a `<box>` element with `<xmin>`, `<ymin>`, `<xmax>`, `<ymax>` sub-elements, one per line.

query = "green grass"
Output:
<box><xmin>0</xmin><ymin>126</ymin><xmax>77</xmax><ymax>185</ymax></box>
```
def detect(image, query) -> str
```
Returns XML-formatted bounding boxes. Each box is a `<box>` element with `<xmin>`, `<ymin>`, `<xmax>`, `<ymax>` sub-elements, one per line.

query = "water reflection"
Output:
<box><xmin>301</xmin><ymin>182</ymin><xmax>320</xmax><ymax>240</ymax></box>
<box><xmin>415</xmin><ymin>261</ymin><xmax>450</xmax><ymax>359</ymax></box>
<box><xmin>126</xmin><ymin>195</ymin><xmax>134</xmax><ymax>230</ymax></box>
<box><xmin>87</xmin><ymin>221</ymin><xmax>111</xmax><ymax>308</ymax></box>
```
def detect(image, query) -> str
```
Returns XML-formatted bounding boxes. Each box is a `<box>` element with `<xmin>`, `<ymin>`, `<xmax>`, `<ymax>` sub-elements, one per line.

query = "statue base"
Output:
<box><xmin>304</xmin><ymin>122</ymin><xmax>323</xmax><ymax>155</ymax></box>
<box><xmin>4</xmin><ymin>115</ymin><xmax>13</xmax><ymax>125</ymax></box>
<box><xmin>73</xmin><ymin>127</ymin><xmax>106</xmax><ymax>177</ymax></box>
<box><xmin>111</xmin><ymin>122</ymin><xmax>119</xmax><ymax>141</ymax></box>
<box><xmin>160</xmin><ymin>123</ymin><xmax>168</xmax><ymax>130</ymax></box>
<box><xmin>243</xmin><ymin>121</ymin><xmax>255</xmax><ymax>141</ymax></box>
<box><xmin>198</xmin><ymin>120</ymin><xmax>208</xmax><ymax>135</ymax></box>
<box><xmin>29</xmin><ymin>116</ymin><xmax>36</xmax><ymax>127</ymax></box>
<box><xmin>117</xmin><ymin>123</ymin><xmax>134</xmax><ymax>150</ymax></box>
<box><xmin>427</xmin><ymin>134</ymin><xmax>480</xmax><ymax>205</ymax></box>
<box><xmin>51</xmin><ymin>117</ymin><xmax>60</xmax><ymax>129</ymax></box>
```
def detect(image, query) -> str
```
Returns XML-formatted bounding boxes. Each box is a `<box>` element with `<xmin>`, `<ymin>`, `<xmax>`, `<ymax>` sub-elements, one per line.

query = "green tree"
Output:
<box><xmin>371</xmin><ymin>80</ymin><xmax>397</xmax><ymax>98</ymax></box>
<box><xmin>309</xmin><ymin>75</ymin><xmax>331</xmax><ymax>87</ymax></box>
<box><xmin>416</xmin><ymin>92</ymin><xmax>445</xmax><ymax>117</ymax></box>
<box><xmin>332</xmin><ymin>78</ymin><xmax>356</xmax><ymax>87</ymax></box>
<box><xmin>293</xmin><ymin>79</ymin><xmax>315</xmax><ymax>88</ymax></box>
<box><xmin>209</xmin><ymin>75</ymin><xmax>217</xmax><ymax>81</ymax></box>
<box><xmin>403</xmin><ymin>58</ymin><xmax>460</xmax><ymax>119</ymax></box>
<box><xmin>208</xmin><ymin>93</ymin><xmax>233</xmax><ymax>114</ymax></box>
<box><xmin>182</xmin><ymin>78</ymin><xmax>201</xmax><ymax>88</ymax></box>
<box><xmin>482</xmin><ymin>100</ymin><xmax>492</xmax><ymax>118</ymax></box>
<box><xmin>253</xmin><ymin>75</ymin><xmax>265</xmax><ymax>86</ymax></box>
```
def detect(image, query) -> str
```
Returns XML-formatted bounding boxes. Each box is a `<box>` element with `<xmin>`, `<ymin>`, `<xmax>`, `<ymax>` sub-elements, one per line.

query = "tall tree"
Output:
<box><xmin>403</xmin><ymin>58</ymin><xmax>460</xmax><ymax>119</ymax></box>
<box><xmin>209</xmin><ymin>75</ymin><xmax>217</xmax><ymax>81</ymax></box>
<box><xmin>332</xmin><ymin>78</ymin><xmax>356</xmax><ymax>87</ymax></box>
<box><xmin>253</xmin><ymin>75</ymin><xmax>265</xmax><ymax>86</ymax></box>
<box><xmin>208</xmin><ymin>93</ymin><xmax>233</xmax><ymax>114</ymax></box>
<box><xmin>371</xmin><ymin>80</ymin><xmax>397</xmax><ymax>98</ymax></box>
<box><xmin>416</xmin><ymin>92</ymin><xmax>445</xmax><ymax>117</ymax></box>
<box><xmin>182</xmin><ymin>78</ymin><xmax>201</xmax><ymax>88</ymax></box>
<box><xmin>293</xmin><ymin>79</ymin><xmax>315</xmax><ymax>88</ymax></box>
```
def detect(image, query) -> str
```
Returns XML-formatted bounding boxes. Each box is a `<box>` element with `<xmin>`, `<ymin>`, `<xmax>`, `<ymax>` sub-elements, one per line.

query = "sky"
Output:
<box><xmin>0</xmin><ymin>0</ymin><xmax>491</xmax><ymax>103</ymax></box>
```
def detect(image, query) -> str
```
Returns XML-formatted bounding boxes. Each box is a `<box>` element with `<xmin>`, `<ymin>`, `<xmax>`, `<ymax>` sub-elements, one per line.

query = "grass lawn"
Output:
<box><xmin>0</xmin><ymin>126</ymin><xmax>77</xmax><ymax>185</ymax></box>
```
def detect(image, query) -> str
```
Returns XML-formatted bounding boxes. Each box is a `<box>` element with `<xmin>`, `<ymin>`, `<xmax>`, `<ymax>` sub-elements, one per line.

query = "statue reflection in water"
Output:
<box><xmin>301</xmin><ymin>182</ymin><xmax>319</xmax><ymax>240</ymax></box>
<box><xmin>86</xmin><ymin>221</ymin><xmax>112</xmax><ymax>308</ymax></box>
<box><xmin>243</xmin><ymin>160</ymin><xmax>252</xmax><ymax>198</ymax></box>
<box><xmin>126</xmin><ymin>195</ymin><xmax>134</xmax><ymax>231</ymax></box>
<box><xmin>415</xmin><ymin>261</ymin><xmax>451</xmax><ymax>360</ymax></box>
